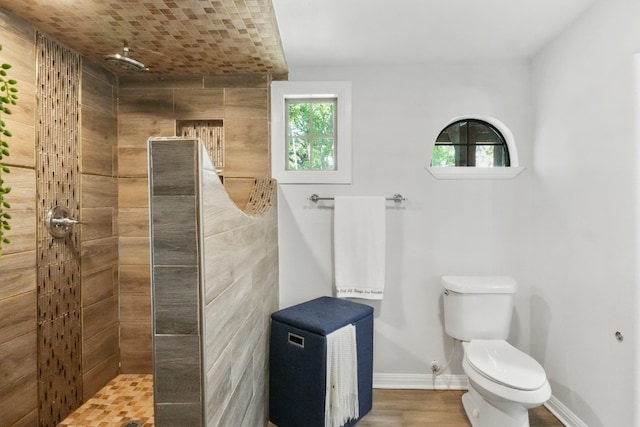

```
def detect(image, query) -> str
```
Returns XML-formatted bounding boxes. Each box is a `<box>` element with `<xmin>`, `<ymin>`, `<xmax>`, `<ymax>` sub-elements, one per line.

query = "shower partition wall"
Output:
<box><xmin>35</xmin><ymin>34</ymin><xmax>82</xmax><ymax>427</ymax></box>
<box><xmin>148</xmin><ymin>137</ymin><xmax>279</xmax><ymax>426</ymax></box>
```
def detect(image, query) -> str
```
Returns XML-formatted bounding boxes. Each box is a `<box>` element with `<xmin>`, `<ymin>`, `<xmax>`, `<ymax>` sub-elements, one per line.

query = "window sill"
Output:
<box><xmin>426</xmin><ymin>166</ymin><xmax>524</xmax><ymax>180</ymax></box>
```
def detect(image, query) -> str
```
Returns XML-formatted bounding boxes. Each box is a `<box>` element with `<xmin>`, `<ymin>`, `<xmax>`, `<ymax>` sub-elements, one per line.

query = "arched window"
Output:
<box><xmin>427</xmin><ymin>116</ymin><xmax>523</xmax><ymax>179</ymax></box>
<box><xmin>432</xmin><ymin>119</ymin><xmax>510</xmax><ymax>167</ymax></box>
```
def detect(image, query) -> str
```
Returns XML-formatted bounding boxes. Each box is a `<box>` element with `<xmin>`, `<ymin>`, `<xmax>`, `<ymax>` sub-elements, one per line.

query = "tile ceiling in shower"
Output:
<box><xmin>0</xmin><ymin>0</ymin><xmax>288</xmax><ymax>77</ymax></box>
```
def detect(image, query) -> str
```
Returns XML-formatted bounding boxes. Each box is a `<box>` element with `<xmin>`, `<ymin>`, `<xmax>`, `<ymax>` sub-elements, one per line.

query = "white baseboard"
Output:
<box><xmin>373</xmin><ymin>373</ymin><xmax>586</xmax><ymax>427</ymax></box>
<box><xmin>544</xmin><ymin>395</ymin><xmax>587</xmax><ymax>427</ymax></box>
<box><xmin>373</xmin><ymin>373</ymin><xmax>468</xmax><ymax>390</ymax></box>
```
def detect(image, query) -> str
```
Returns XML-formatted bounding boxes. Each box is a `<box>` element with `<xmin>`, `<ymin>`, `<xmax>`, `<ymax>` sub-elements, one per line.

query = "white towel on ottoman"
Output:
<box><xmin>325</xmin><ymin>324</ymin><xmax>359</xmax><ymax>427</ymax></box>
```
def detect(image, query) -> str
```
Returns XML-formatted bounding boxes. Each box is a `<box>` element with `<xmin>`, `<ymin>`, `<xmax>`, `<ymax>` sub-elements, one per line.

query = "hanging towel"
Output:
<box><xmin>325</xmin><ymin>324</ymin><xmax>359</xmax><ymax>427</ymax></box>
<box><xmin>334</xmin><ymin>196</ymin><xmax>386</xmax><ymax>299</ymax></box>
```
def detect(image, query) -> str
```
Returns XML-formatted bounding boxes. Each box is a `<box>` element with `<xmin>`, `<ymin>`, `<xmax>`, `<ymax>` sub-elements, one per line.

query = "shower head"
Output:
<box><xmin>103</xmin><ymin>43</ymin><xmax>148</xmax><ymax>71</ymax></box>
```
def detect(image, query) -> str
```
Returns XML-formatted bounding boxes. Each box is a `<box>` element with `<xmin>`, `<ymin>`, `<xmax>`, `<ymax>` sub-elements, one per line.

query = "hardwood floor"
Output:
<box><xmin>270</xmin><ymin>389</ymin><xmax>563</xmax><ymax>427</ymax></box>
<box><xmin>358</xmin><ymin>389</ymin><xmax>562</xmax><ymax>427</ymax></box>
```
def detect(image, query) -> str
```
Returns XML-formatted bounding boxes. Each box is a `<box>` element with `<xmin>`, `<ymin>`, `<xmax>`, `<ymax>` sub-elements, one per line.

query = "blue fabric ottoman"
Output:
<box><xmin>269</xmin><ymin>296</ymin><xmax>374</xmax><ymax>427</ymax></box>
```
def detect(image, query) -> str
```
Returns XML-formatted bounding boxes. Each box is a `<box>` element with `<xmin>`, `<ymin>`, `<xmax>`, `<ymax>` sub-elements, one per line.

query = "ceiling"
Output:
<box><xmin>0</xmin><ymin>0</ymin><xmax>288</xmax><ymax>77</ymax></box>
<box><xmin>272</xmin><ymin>0</ymin><xmax>598</xmax><ymax>67</ymax></box>
<box><xmin>0</xmin><ymin>0</ymin><xmax>597</xmax><ymax>77</ymax></box>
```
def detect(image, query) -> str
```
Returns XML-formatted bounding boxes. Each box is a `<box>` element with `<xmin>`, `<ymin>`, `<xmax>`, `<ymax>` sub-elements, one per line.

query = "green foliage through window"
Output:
<box><xmin>431</xmin><ymin>146</ymin><xmax>456</xmax><ymax>167</ymax></box>
<box><xmin>286</xmin><ymin>98</ymin><xmax>336</xmax><ymax>170</ymax></box>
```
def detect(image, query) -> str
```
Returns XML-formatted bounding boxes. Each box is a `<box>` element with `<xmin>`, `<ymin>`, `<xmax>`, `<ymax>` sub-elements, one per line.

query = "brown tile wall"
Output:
<box><xmin>0</xmin><ymin>10</ymin><xmax>120</xmax><ymax>426</ymax></box>
<box><xmin>118</xmin><ymin>74</ymin><xmax>271</xmax><ymax>373</ymax></box>
<box><xmin>80</xmin><ymin>60</ymin><xmax>119</xmax><ymax>400</ymax></box>
<box><xmin>0</xmin><ymin>10</ymin><xmax>39</xmax><ymax>427</ymax></box>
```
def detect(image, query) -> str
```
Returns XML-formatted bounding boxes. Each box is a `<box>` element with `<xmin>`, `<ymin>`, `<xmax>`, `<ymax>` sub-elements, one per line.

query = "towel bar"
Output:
<box><xmin>309</xmin><ymin>193</ymin><xmax>406</xmax><ymax>203</ymax></box>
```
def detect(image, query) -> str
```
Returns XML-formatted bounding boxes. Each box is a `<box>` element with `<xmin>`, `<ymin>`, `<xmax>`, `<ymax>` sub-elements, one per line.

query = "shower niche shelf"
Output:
<box><xmin>177</xmin><ymin>119</ymin><xmax>224</xmax><ymax>178</ymax></box>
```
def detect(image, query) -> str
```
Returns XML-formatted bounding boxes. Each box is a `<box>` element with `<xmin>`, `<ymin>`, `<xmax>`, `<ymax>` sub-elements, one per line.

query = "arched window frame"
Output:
<box><xmin>426</xmin><ymin>115</ymin><xmax>524</xmax><ymax>180</ymax></box>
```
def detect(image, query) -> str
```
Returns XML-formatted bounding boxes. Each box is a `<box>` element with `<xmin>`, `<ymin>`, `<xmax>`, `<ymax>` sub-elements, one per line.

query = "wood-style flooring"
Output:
<box><xmin>269</xmin><ymin>388</ymin><xmax>563</xmax><ymax>427</ymax></box>
<box><xmin>60</xmin><ymin>375</ymin><xmax>563</xmax><ymax>426</ymax></box>
<box><xmin>354</xmin><ymin>389</ymin><xmax>563</xmax><ymax>427</ymax></box>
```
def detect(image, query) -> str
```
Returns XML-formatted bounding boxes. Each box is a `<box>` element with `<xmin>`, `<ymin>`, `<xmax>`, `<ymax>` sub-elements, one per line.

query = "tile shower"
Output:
<box><xmin>0</xmin><ymin>8</ymin><xmax>278</xmax><ymax>427</ymax></box>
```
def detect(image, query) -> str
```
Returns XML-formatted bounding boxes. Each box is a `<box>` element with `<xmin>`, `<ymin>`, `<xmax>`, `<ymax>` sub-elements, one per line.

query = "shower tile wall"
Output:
<box><xmin>118</xmin><ymin>74</ymin><xmax>271</xmax><ymax>373</ymax></box>
<box><xmin>36</xmin><ymin>33</ymin><xmax>83</xmax><ymax>427</ymax></box>
<box><xmin>79</xmin><ymin>60</ymin><xmax>119</xmax><ymax>400</ymax></box>
<box><xmin>0</xmin><ymin>12</ymin><xmax>38</xmax><ymax>426</ymax></box>
<box><xmin>148</xmin><ymin>138</ymin><xmax>279</xmax><ymax>426</ymax></box>
<box><xmin>0</xmin><ymin>10</ymin><xmax>119</xmax><ymax>427</ymax></box>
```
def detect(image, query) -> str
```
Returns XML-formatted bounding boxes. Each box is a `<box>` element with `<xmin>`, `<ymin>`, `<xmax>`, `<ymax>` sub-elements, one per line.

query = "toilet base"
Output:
<box><xmin>462</xmin><ymin>385</ymin><xmax>530</xmax><ymax>427</ymax></box>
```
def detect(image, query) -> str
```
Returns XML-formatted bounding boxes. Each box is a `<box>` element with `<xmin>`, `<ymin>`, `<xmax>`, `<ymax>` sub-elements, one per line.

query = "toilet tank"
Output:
<box><xmin>442</xmin><ymin>276</ymin><xmax>517</xmax><ymax>341</ymax></box>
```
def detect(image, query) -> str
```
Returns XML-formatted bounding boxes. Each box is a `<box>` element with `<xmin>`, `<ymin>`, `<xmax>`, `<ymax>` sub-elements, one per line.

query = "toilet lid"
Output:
<box><xmin>466</xmin><ymin>340</ymin><xmax>547</xmax><ymax>391</ymax></box>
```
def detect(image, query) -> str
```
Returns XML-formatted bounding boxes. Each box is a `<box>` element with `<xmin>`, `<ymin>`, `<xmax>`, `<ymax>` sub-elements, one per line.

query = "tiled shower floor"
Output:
<box><xmin>58</xmin><ymin>374</ymin><xmax>154</xmax><ymax>427</ymax></box>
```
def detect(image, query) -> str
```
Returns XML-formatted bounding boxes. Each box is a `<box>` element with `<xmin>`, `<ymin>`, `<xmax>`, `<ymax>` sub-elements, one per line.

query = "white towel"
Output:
<box><xmin>334</xmin><ymin>196</ymin><xmax>386</xmax><ymax>299</ymax></box>
<box><xmin>325</xmin><ymin>324</ymin><xmax>359</xmax><ymax>427</ymax></box>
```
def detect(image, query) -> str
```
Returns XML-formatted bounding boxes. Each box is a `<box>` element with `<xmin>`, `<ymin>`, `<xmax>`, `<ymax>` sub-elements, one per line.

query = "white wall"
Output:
<box><xmin>530</xmin><ymin>0</ymin><xmax>640</xmax><ymax>425</ymax></box>
<box><xmin>276</xmin><ymin>1</ymin><xmax>640</xmax><ymax>425</ymax></box>
<box><xmin>277</xmin><ymin>63</ymin><xmax>532</xmax><ymax>377</ymax></box>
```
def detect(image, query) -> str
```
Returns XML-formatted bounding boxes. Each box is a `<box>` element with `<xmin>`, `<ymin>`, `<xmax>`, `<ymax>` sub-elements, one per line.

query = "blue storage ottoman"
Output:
<box><xmin>269</xmin><ymin>296</ymin><xmax>374</xmax><ymax>427</ymax></box>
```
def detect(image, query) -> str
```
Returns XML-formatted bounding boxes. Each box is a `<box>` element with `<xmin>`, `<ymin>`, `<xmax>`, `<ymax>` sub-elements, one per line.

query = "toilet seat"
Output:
<box><xmin>465</xmin><ymin>340</ymin><xmax>547</xmax><ymax>391</ymax></box>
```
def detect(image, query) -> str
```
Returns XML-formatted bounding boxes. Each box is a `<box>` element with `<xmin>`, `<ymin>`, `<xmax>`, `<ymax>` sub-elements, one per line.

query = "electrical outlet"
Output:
<box><xmin>431</xmin><ymin>360</ymin><xmax>440</xmax><ymax>373</ymax></box>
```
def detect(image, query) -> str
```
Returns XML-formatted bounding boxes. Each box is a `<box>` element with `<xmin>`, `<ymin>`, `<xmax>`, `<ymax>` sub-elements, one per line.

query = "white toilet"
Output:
<box><xmin>442</xmin><ymin>276</ymin><xmax>551</xmax><ymax>427</ymax></box>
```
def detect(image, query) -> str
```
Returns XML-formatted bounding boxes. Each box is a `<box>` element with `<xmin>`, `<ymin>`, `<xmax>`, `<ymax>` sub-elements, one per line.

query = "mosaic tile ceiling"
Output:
<box><xmin>1</xmin><ymin>0</ymin><xmax>288</xmax><ymax>77</ymax></box>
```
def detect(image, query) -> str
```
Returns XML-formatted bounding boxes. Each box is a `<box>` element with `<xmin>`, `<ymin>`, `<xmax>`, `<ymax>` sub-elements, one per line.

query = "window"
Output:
<box><xmin>427</xmin><ymin>116</ymin><xmax>523</xmax><ymax>180</ymax></box>
<box><xmin>433</xmin><ymin>119</ymin><xmax>510</xmax><ymax>167</ymax></box>
<box><xmin>271</xmin><ymin>81</ymin><xmax>352</xmax><ymax>184</ymax></box>
<box><xmin>286</xmin><ymin>98</ymin><xmax>336</xmax><ymax>171</ymax></box>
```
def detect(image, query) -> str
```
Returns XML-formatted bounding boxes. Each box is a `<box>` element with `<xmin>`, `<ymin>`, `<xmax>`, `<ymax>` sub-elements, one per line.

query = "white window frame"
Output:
<box><xmin>271</xmin><ymin>81</ymin><xmax>352</xmax><ymax>184</ymax></box>
<box><xmin>426</xmin><ymin>115</ymin><xmax>524</xmax><ymax>180</ymax></box>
